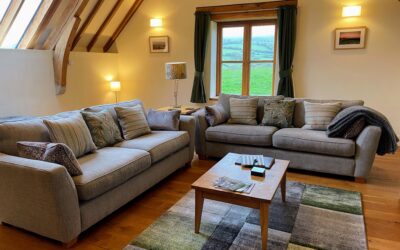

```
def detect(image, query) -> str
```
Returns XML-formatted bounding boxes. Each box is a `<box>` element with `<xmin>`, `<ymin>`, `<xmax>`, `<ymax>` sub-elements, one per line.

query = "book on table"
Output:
<box><xmin>235</xmin><ymin>154</ymin><xmax>275</xmax><ymax>169</ymax></box>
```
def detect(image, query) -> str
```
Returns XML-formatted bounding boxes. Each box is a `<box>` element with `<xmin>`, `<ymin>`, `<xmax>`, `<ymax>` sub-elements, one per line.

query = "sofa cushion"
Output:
<box><xmin>73</xmin><ymin>147</ymin><xmax>151</xmax><ymax>201</ymax></box>
<box><xmin>83</xmin><ymin>99</ymin><xmax>147</xmax><ymax>125</ymax></box>
<box><xmin>206</xmin><ymin>124</ymin><xmax>278</xmax><ymax>146</ymax></box>
<box><xmin>292</xmin><ymin>98</ymin><xmax>364</xmax><ymax>128</ymax></box>
<box><xmin>272</xmin><ymin>128</ymin><xmax>355</xmax><ymax>157</ymax></box>
<box><xmin>115</xmin><ymin>105</ymin><xmax>151</xmax><ymax>140</ymax></box>
<box><xmin>43</xmin><ymin>114</ymin><xmax>97</xmax><ymax>158</ymax></box>
<box><xmin>218</xmin><ymin>93</ymin><xmax>284</xmax><ymax>123</ymax></box>
<box><xmin>228</xmin><ymin>98</ymin><xmax>259</xmax><ymax>125</ymax></box>
<box><xmin>0</xmin><ymin>117</ymin><xmax>50</xmax><ymax>156</ymax></box>
<box><xmin>115</xmin><ymin>131</ymin><xmax>190</xmax><ymax>163</ymax></box>
<box><xmin>81</xmin><ymin>110</ymin><xmax>123</xmax><ymax>148</ymax></box>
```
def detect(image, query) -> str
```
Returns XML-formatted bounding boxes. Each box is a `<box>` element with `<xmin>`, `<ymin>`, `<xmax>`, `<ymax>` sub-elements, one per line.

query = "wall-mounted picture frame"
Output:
<box><xmin>149</xmin><ymin>36</ymin><xmax>169</xmax><ymax>53</ymax></box>
<box><xmin>334</xmin><ymin>27</ymin><xmax>367</xmax><ymax>50</ymax></box>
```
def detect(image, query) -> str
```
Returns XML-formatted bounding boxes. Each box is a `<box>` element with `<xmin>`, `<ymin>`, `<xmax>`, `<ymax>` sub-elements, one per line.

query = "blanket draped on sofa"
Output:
<box><xmin>327</xmin><ymin>106</ymin><xmax>398</xmax><ymax>155</ymax></box>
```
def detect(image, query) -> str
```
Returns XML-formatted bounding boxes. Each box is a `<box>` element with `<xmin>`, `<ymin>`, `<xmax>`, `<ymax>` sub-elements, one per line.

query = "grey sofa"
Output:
<box><xmin>195</xmin><ymin>94</ymin><xmax>382</xmax><ymax>182</ymax></box>
<box><xmin>0</xmin><ymin>100</ymin><xmax>195</xmax><ymax>246</ymax></box>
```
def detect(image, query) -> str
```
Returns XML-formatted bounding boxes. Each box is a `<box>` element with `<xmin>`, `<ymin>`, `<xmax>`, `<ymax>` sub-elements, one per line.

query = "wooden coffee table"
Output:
<box><xmin>191</xmin><ymin>153</ymin><xmax>289</xmax><ymax>250</ymax></box>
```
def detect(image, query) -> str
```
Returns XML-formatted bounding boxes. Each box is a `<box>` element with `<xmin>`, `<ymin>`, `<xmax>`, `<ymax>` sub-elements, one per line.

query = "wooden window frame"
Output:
<box><xmin>216</xmin><ymin>19</ymin><xmax>278</xmax><ymax>96</ymax></box>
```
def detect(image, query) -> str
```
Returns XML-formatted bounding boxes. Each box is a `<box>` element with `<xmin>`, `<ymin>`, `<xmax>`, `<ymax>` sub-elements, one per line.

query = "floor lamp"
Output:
<box><xmin>165</xmin><ymin>62</ymin><xmax>187</xmax><ymax>108</ymax></box>
<box><xmin>110</xmin><ymin>81</ymin><xmax>121</xmax><ymax>103</ymax></box>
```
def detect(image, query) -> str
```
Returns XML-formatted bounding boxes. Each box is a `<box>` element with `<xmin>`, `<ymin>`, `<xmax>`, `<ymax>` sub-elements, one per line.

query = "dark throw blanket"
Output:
<box><xmin>327</xmin><ymin>106</ymin><xmax>398</xmax><ymax>155</ymax></box>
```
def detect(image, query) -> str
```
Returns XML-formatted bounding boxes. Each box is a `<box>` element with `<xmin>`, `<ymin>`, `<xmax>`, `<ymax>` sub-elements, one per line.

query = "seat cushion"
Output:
<box><xmin>206</xmin><ymin>124</ymin><xmax>278</xmax><ymax>146</ymax></box>
<box><xmin>73</xmin><ymin>147</ymin><xmax>151</xmax><ymax>201</ymax></box>
<box><xmin>115</xmin><ymin>131</ymin><xmax>190</xmax><ymax>163</ymax></box>
<box><xmin>272</xmin><ymin>128</ymin><xmax>355</xmax><ymax>157</ymax></box>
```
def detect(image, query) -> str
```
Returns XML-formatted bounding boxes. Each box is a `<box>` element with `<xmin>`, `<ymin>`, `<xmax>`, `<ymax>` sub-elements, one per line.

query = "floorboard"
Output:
<box><xmin>0</xmin><ymin>152</ymin><xmax>399</xmax><ymax>250</ymax></box>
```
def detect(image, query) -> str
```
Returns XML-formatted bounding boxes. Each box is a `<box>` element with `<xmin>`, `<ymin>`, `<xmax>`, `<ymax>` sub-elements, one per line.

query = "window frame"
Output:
<box><xmin>216</xmin><ymin>19</ymin><xmax>278</xmax><ymax>96</ymax></box>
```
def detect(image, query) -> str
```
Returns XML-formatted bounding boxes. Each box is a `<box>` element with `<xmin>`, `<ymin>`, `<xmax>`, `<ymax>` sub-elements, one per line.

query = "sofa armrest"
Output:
<box><xmin>179</xmin><ymin>115</ymin><xmax>196</xmax><ymax>162</ymax></box>
<box><xmin>354</xmin><ymin>126</ymin><xmax>382</xmax><ymax>179</ymax></box>
<box><xmin>0</xmin><ymin>153</ymin><xmax>81</xmax><ymax>243</ymax></box>
<box><xmin>193</xmin><ymin>109</ymin><xmax>209</xmax><ymax>158</ymax></box>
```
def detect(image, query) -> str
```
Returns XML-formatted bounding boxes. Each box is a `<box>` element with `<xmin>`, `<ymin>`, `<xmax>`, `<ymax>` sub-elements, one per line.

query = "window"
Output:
<box><xmin>217</xmin><ymin>20</ymin><xmax>277</xmax><ymax>96</ymax></box>
<box><xmin>0</xmin><ymin>0</ymin><xmax>11</xmax><ymax>23</ymax></box>
<box><xmin>1</xmin><ymin>0</ymin><xmax>42</xmax><ymax>49</ymax></box>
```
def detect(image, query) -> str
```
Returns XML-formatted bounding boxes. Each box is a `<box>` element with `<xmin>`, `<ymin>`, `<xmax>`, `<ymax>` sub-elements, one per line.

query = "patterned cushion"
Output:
<box><xmin>262</xmin><ymin>99</ymin><xmax>296</xmax><ymax>128</ymax></box>
<box><xmin>227</xmin><ymin>97</ymin><xmax>259</xmax><ymax>125</ymax></box>
<box><xmin>147</xmin><ymin>109</ymin><xmax>181</xmax><ymax>131</ymax></box>
<box><xmin>302</xmin><ymin>102</ymin><xmax>342</xmax><ymax>131</ymax></box>
<box><xmin>81</xmin><ymin>110</ymin><xmax>123</xmax><ymax>149</ymax></box>
<box><xmin>205</xmin><ymin>104</ymin><xmax>229</xmax><ymax>127</ymax></box>
<box><xmin>43</xmin><ymin>114</ymin><xmax>97</xmax><ymax>158</ymax></box>
<box><xmin>17</xmin><ymin>141</ymin><xmax>82</xmax><ymax>176</ymax></box>
<box><xmin>115</xmin><ymin>105</ymin><xmax>151</xmax><ymax>140</ymax></box>
<box><xmin>343</xmin><ymin>118</ymin><xmax>366</xmax><ymax>139</ymax></box>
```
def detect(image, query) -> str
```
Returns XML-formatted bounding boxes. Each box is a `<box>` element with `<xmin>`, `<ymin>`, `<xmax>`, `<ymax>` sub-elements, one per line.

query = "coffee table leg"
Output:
<box><xmin>260</xmin><ymin>201</ymin><xmax>269</xmax><ymax>250</ymax></box>
<box><xmin>281</xmin><ymin>172</ymin><xmax>286</xmax><ymax>202</ymax></box>
<box><xmin>195</xmin><ymin>190</ymin><xmax>204</xmax><ymax>234</ymax></box>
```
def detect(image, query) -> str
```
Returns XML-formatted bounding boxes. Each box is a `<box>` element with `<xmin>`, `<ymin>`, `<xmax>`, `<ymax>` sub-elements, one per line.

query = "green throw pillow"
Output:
<box><xmin>262</xmin><ymin>100</ymin><xmax>296</xmax><ymax>128</ymax></box>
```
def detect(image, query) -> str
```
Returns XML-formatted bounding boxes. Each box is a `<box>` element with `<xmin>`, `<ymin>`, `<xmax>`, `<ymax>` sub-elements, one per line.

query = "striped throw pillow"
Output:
<box><xmin>115</xmin><ymin>105</ymin><xmax>151</xmax><ymax>140</ymax></box>
<box><xmin>43</xmin><ymin>114</ymin><xmax>97</xmax><ymax>158</ymax></box>
<box><xmin>228</xmin><ymin>97</ymin><xmax>259</xmax><ymax>125</ymax></box>
<box><xmin>303</xmin><ymin>102</ymin><xmax>342</xmax><ymax>130</ymax></box>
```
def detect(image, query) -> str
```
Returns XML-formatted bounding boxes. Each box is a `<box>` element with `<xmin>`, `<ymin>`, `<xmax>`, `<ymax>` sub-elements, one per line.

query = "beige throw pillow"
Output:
<box><xmin>302</xmin><ymin>102</ymin><xmax>342</xmax><ymax>130</ymax></box>
<box><xmin>228</xmin><ymin>97</ymin><xmax>259</xmax><ymax>125</ymax></box>
<box><xmin>43</xmin><ymin>114</ymin><xmax>97</xmax><ymax>158</ymax></box>
<box><xmin>115</xmin><ymin>105</ymin><xmax>151</xmax><ymax>140</ymax></box>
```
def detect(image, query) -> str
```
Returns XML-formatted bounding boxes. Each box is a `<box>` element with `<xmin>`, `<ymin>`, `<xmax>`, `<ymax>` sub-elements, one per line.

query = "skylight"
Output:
<box><xmin>0</xmin><ymin>0</ymin><xmax>11</xmax><ymax>23</ymax></box>
<box><xmin>1</xmin><ymin>0</ymin><xmax>42</xmax><ymax>49</ymax></box>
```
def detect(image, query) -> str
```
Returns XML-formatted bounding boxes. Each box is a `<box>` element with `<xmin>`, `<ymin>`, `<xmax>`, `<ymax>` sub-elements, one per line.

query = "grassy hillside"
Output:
<box><xmin>221</xmin><ymin>36</ymin><xmax>275</xmax><ymax>96</ymax></box>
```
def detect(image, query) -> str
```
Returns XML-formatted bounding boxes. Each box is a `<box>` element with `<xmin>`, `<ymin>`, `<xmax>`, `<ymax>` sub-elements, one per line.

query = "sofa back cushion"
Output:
<box><xmin>218</xmin><ymin>93</ymin><xmax>284</xmax><ymax>123</ymax></box>
<box><xmin>0</xmin><ymin>117</ymin><xmax>50</xmax><ymax>156</ymax></box>
<box><xmin>292</xmin><ymin>98</ymin><xmax>364</xmax><ymax>128</ymax></box>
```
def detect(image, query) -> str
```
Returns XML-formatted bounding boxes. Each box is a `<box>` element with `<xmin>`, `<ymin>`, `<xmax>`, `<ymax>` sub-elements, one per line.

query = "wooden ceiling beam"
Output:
<box><xmin>53</xmin><ymin>16</ymin><xmax>81</xmax><ymax>95</ymax></box>
<box><xmin>103</xmin><ymin>0</ymin><xmax>144</xmax><ymax>52</ymax></box>
<box><xmin>40</xmin><ymin>0</ymin><xmax>88</xmax><ymax>50</ymax></box>
<box><xmin>72</xmin><ymin>0</ymin><xmax>104</xmax><ymax>50</ymax></box>
<box><xmin>87</xmin><ymin>0</ymin><xmax>123</xmax><ymax>52</ymax></box>
<box><xmin>18</xmin><ymin>0</ymin><xmax>61</xmax><ymax>49</ymax></box>
<box><xmin>0</xmin><ymin>0</ymin><xmax>24</xmax><ymax>44</ymax></box>
<box><xmin>196</xmin><ymin>0</ymin><xmax>297</xmax><ymax>13</ymax></box>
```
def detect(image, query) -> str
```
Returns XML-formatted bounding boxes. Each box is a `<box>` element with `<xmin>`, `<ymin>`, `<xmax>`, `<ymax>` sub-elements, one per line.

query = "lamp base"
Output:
<box><xmin>172</xmin><ymin>105</ymin><xmax>182</xmax><ymax>109</ymax></box>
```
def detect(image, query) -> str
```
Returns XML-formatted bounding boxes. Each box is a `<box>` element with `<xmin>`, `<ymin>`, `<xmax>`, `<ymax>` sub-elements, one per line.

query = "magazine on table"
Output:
<box><xmin>213</xmin><ymin>176</ymin><xmax>255</xmax><ymax>194</ymax></box>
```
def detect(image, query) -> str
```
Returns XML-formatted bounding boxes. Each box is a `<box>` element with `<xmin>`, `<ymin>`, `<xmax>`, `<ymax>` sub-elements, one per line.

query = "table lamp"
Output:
<box><xmin>110</xmin><ymin>81</ymin><xmax>121</xmax><ymax>103</ymax></box>
<box><xmin>165</xmin><ymin>62</ymin><xmax>187</xmax><ymax>108</ymax></box>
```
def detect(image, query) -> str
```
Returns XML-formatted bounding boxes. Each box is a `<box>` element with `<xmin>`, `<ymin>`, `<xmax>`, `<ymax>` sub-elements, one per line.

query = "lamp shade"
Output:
<box><xmin>165</xmin><ymin>62</ymin><xmax>187</xmax><ymax>80</ymax></box>
<box><xmin>110</xmin><ymin>81</ymin><xmax>121</xmax><ymax>92</ymax></box>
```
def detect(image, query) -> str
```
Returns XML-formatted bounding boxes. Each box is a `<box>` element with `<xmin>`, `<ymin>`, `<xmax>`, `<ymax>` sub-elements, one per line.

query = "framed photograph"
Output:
<box><xmin>334</xmin><ymin>27</ymin><xmax>367</xmax><ymax>50</ymax></box>
<box><xmin>149</xmin><ymin>36</ymin><xmax>169</xmax><ymax>53</ymax></box>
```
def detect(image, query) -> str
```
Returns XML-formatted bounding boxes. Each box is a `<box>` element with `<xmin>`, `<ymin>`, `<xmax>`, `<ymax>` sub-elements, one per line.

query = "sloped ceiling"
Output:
<box><xmin>0</xmin><ymin>0</ymin><xmax>144</xmax><ymax>94</ymax></box>
<box><xmin>74</xmin><ymin>0</ymin><xmax>138</xmax><ymax>52</ymax></box>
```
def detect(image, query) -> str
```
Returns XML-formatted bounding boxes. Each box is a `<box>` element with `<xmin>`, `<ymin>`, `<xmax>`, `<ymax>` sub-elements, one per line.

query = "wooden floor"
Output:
<box><xmin>0</xmin><ymin>152</ymin><xmax>399</xmax><ymax>250</ymax></box>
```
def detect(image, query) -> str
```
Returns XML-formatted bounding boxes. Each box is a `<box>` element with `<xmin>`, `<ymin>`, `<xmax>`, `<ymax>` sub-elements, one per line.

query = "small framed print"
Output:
<box><xmin>334</xmin><ymin>27</ymin><xmax>367</xmax><ymax>50</ymax></box>
<box><xmin>149</xmin><ymin>36</ymin><xmax>169</xmax><ymax>53</ymax></box>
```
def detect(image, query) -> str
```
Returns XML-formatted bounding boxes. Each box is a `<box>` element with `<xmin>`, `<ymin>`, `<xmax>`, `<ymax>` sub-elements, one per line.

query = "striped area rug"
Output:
<box><xmin>125</xmin><ymin>182</ymin><xmax>367</xmax><ymax>250</ymax></box>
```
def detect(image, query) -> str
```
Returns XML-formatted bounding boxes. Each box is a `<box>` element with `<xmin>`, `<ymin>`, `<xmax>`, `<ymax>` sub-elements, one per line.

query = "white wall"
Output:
<box><xmin>0</xmin><ymin>49</ymin><xmax>119</xmax><ymax>117</ymax></box>
<box><xmin>294</xmin><ymin>0</ymin><xmax>400</xmax><ymax>135</ymax></box>
<box><xmin>115</xmin><ymin>0</ymin><xmax>400</xmax><ymax>134</ymax></box>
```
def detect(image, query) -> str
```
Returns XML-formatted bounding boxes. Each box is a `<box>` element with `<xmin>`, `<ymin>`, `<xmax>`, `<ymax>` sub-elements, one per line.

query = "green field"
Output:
<box><xmin>221</xmin><ymin>36</ymin><xmax>275</xmax><ymax>96</ymax></box>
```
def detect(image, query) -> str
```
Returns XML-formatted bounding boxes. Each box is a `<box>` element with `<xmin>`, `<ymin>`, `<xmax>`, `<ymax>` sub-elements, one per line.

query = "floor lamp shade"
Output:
<box><xmin>165</xmin><ymin>62</ymin><xmax>187</xmax><ymax>80</ymax></box>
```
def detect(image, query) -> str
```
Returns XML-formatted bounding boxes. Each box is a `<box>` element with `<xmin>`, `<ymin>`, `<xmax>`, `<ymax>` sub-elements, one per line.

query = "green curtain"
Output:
<box><xmin>190</xmin><ymin>12</ymin><xmax>210</xmax><ymax>103</ymax></box>
<box><xmin>277</xmin><ymin>6</ymin><xmax>297</xmax><ymax>98</ymax></box>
